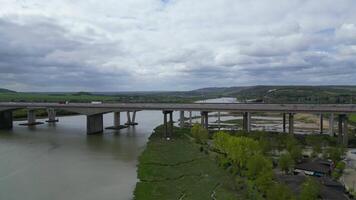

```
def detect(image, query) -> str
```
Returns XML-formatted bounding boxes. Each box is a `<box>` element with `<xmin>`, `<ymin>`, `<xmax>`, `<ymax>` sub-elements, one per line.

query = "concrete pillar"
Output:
<box><xmin>46</xmin><ymin>108</ymin><xmax>58</xmax><ymax>123</ymax></box>
<box><xmin>114</xmin><ymin>112</ymin><xmax>121</xmax><ymax>127</ymax></box>
<box><xmin>126</xmin><ymin>112</ymin><xmax>131</xmax><ymax>124</ymax></box>
<box><xmin>289</xmin><ymin>113</ymin><xmax>294</xmax><ymax>134</ymax></box>
<box><xmin>343</xmin><ymin>115</ymin><xmax>348</xmax><ymax>146</ymax></box>
<box><xmin>200</xmin><ymin>111</ymin><xmax>208</xmax><ymax>129</ymax></box>
<box><xmin>319</xmin><ymin>113</ymin><xmax>324</xmax><ymax>134</ymax></box>
<box><xmin>329</xmin><ymin>113</ymin><xmax>334</xmax><ymax>136</ymax></box>
<box><xmin>243</xmin><ymin>112</ymin><xmax>251</xmax><ymax>132</ymax></box>
<box><xmin>200</xmin><ymin>112</ymin><xmax>204</xmax><ymax>126</ymax></box>
<box><xmin>218</xmin><ymin>111</ymin><xmax>221</xmax><ymax>130</ymax></box>
<box><xmin>283</xmin><ymin>113</ymin><xmax>286</xmax><ymax>133</ymax></box>
<box><xmin>204</xmin><ymin>112</ymin><xmax>209</xmax><ymax>130</ymax></box>
<box><xmin>27</xmin><ymin>110</ymin><xmax>36</xmax><ymax>125</ymax></box>
<box><xmin>163</xmin><ymin>111</ymin><xmax>168</xmax><ymax>138</ymax></box>
<box><xmin>169</xmin><ymin>111</ymin><xmax>173</xmax><ymax>138</ymax></box>
<box><xmin>179</xmin><ymin>111</ymin><xmax>184</xmax><ymax>128</ymax></box>
<box><xmin>0</xmin><ymin>110</ymin><xmax>13</xmax><ymax>129</ymax></box>
<box><xmin>132</xmin><ymin>111</ymin><xmax>137</xmax><ymax>124</ymax></box>
<box><xmin>189</xmin><ymin>111</ymin><xmax>192</xmax><ymax>127</ymax></box>
<box><xmin>87</xmin><ymin>114</ymin><xmax>103</xmax><ymax>134</ymax></box>
<box><xmin>338</xmin><ymin>115</ymin><xmax>343</xmax><ymax>144</ymax></box>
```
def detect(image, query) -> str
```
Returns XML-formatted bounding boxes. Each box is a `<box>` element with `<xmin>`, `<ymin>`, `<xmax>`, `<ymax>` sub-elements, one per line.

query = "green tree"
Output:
<box><xmin>191</xmin><ymin>124</ymin><xmax>209</xmax><ymax>144</ymax></box>
<box><xmin>332</xmin><ymin>161</ymin><xmax>346</xmax><ymax>180</ymax></box>
<box><xmin>213</xmin><ymin>132</ymin><xmax>262</xmax><ymax>172</ymax></box>
<box><xmin>290</xmin><ymin>145</ymin><xmax>303</xmax><ymax>162</ymax></box>
<box><xmin>299</xmin><ymin>178</ymin><xmax>320</xmax><ymax>200</ymax></box>
<box><xmin>306</xmin><ymin>135</ymin><xmax>322</xmax><ymax>157</ymax></box>
<box><xmin>246</xmin><ymin>154</ymin><xmax>273</xmax><ymax>179</ymax></box>
<box><xmin>286</xmin><ymin>135</ymin><xmax>299</xmax><ymax>152</ymax></box>
<box><xmin>266</xmin><ymin>183</ymin><xmax>295</xmax><ymax>200</ymax></box>
<box><xmin>325</xmin><ymin>147</ymin><xmax>345</xmax><ymax>163</ymax></box>
<box><xmin>279</xmin><ymin>153</ymin><xmax>295</xmax><ymax>174</ymax></box>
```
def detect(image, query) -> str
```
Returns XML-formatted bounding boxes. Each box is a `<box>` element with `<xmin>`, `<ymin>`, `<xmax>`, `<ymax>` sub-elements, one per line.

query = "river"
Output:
<box><xmin>0</xmin><ymin>111</ymin><xmax>177</xmax><ymax>200</ymax></box>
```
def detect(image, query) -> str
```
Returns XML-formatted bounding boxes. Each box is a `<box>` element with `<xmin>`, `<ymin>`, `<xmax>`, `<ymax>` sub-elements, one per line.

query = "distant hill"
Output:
<box><xmin>0</xmin><ymin>88</ymin><xmax>16</xmax><ymax>93</ymax></box>
<box><xmin>189</xmin><ymin>85</ymin><xmax>356</xmax><ymax>104</ymax></box>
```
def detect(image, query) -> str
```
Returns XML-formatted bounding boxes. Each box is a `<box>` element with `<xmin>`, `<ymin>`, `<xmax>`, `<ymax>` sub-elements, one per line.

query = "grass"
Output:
<box><xmin>134</xmin><ymin>126</ymin><xmax>241</xmax><ymax>200</ymax></box>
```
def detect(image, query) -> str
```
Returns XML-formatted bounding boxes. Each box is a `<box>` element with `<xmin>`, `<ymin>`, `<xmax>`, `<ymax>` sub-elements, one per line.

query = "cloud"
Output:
<box><xmin>0</xmin><ymin>0</ymin><xmax>356</xmax><ymax>91</ymax></box>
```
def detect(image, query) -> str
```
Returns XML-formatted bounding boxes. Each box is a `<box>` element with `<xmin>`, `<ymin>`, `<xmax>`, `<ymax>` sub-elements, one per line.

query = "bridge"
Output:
<box><xmin>0</xmin><ymin>102</ymin><xmax>355</xmax><ymax>145</ymax></box>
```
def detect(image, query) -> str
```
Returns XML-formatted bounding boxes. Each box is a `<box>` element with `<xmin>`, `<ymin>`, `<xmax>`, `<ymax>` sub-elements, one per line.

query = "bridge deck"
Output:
<box><xmin>1</xmin><ymin>102</ymin><xmax>356</xmax><ymax>113</ymax></box>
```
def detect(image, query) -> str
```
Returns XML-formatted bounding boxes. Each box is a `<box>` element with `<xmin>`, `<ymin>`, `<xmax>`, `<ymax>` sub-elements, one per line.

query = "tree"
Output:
<box><xmin>191</xmin><ymin>124</ymin><xmax>209</xmax><ymax>144</ymax></box>
<box><xmin>290</xmin><ymin>145</ymin><xmax>303</xmax><ymax>162</ymax></box>
<box><xmin>325</xmin><ymin>147</ymin><xmax>345</xmax><ymax>163</ymax></box>
<box><xmin>213</xmin><ymin>132</ymin><xmax>262</xmax><ymax>172</ymax></box>
<box><xmin>306</xmin><ymin>135</ymin><xmax>322</xmax><ymax>157</ymax></box>
<box><xmin>266</xmin><ymin>183</ymin><xmax>296</xmax><ymax>200</ymax></box>
<box><xmin>299</xmin><ymin>178</ymin><xmax>320</xmax><ymax>200</ymax></box>
<box><xmin>332</xmin><ymin>161</ymin><xmax>346</xmax><ymax>180</ymax></box>
<box><xmin>246</xmin><ymin>154</ymin><xmax>273</xmax><ymax>179</ymax></box>
<box><xmin>279</xmin><ymin>153</ymin><xmax>295</xmax><ymax>174</ymax></box>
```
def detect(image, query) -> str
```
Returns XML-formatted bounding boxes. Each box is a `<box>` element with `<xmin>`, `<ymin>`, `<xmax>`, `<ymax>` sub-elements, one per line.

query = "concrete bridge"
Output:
<box><xmin>0</xmin><ymin>102</ymin><xmax>355</xmax><ymax>145</ymax></box>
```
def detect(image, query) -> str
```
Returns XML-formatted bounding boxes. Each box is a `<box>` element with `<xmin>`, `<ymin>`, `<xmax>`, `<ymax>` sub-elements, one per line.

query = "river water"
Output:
<box><xmin>0</xmin><ymin>111</ymin><xmax>175</xmax><ymax>200</ymax></box>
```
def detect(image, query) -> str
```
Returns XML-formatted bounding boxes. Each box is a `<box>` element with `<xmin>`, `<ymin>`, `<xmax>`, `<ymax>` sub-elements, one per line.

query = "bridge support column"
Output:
<box><xmin>289</xmin><ymin>113</ymin><xmax>294</xmax><ymax>134</ymax></box>
<box><xmin>125</xmin><ymin>111</ymin><xmax>138</xmax><ymax>126</ymax></box>
<box><xmin>163</xmin><ymin>111</ymin><xmax>173</xmax><ymax>139</ymax></box>
<box><xmin>87</xmin><ymin>113</ymin><xmax>103</xmax><ymax>134</ymax></box>
<box><xmin>0</xmin><ymin>110</ymin><xmax>13</xmax><ymax>129</ymax></box>
<box><xmin>20</xmin><ymin>110</ymin><xmax>43</xmax><ymax>126</ymax></box>
<box><xmin>200</xmin><ymin>111</ymin><xmax>209</xmax><ymax>129</ymax></box>
<box><xmin>319</xmin><ymin>114</ymin><xmax>324</xmax><ymax>134</ymax></box>
<box><xmin>243</xmin><ymin>112</ymin><xmax>251</xmax><ymax>132</ymax></box>
<box><xmin>218</xmin><ymin>111</ymin><xmax>221</xmax><ymax>130</ymax></box>
<box><xmin>46</xmin><ymin>108</ymin><xmax>58</xmax><ymax>123</ymax></box>
<box><xmin>338</xmin><ymin>114</ymin><xmax>349</xmax><ymax>146</ymax></box>
<box><xmin>106</xmin><ymin>112</ymin><xmax>128</xmax><ymax>130</ymax></box>
<box><xmin>343</xmin><ymin>116</ymin><xmax>348</xmax><ymax>146</ymax></box>
<box><xmin>283</xmin><ymin>113</ymin><xmax>287</xmax><ymax>133</ymax></box>
<box><xmin>179</xmin><ymin>111</ymin><xmax>184</xmax><ymax>128</ymax></box>
<box><xmin>329</xmin><ymin>113</ymin><xmax>334</xmax><ymax>136</ymax></box>
<box><xmin>189</xmin><ymin>111</ymin><xmax>192</xmax><ymax>127</ymax></box>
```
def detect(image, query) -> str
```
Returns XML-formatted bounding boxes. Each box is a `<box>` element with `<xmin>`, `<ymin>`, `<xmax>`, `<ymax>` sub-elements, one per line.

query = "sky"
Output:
<box><xmin>0</xmin><ymin>0</ymin><xmax>356</xmax><ymax>92</ymax></box>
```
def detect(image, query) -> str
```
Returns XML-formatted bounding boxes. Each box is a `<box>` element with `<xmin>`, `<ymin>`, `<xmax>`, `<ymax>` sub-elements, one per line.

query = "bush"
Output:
<box><xmin>300</xmin><ymin>178</ymin><xmax>320</xmax><ymax>200</ymax></box>
<box><xmin>191</xmin><ymin>124</ymin><xmax>209</xmax><ymax>144</ymax></box>
<box><xmin>266</xmin><ymin>183</ymin><xmax>296</xmax><ymax>200</ymax></box>
<box><xmin>279</xmin><ymin>153</ymin><xmax>295</xmax><ymax>174</ymax></box>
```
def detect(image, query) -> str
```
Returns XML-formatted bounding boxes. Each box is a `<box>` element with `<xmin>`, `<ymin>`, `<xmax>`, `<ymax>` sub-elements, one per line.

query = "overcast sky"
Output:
<box><xmin>0</xmin><ymin>0</ymin><xmax>356</xmax><ymax>92</ymax></box>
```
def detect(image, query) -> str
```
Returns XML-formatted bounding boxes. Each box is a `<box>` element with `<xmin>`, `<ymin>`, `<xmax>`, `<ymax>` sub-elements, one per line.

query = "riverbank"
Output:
<box><xmin>134</xmin><ymin>126</ymin><xmax>240</xmax><ymax>199</ymax></box>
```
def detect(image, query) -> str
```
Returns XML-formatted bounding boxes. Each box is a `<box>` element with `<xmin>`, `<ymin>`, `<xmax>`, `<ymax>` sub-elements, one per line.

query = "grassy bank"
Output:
<box><xmin>134</xmin><ymin>126</ymin><xmax>240</xmax><ymax>200</ymax></box>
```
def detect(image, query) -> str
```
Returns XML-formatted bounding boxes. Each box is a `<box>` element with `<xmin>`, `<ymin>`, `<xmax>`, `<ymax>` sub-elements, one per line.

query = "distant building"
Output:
<box><xmin>294</xmin><ymin>159</ymin><xmax>333</xmax><ymax>177</ymax></box>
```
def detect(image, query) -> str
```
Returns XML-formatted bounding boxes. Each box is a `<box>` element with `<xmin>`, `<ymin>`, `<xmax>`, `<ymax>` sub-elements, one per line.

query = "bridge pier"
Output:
<box><xmin>218</xmin><ymin>111</ymin><xmax>221</xmax><ymax>130</ymax></box>
<box><xmin>106</xmin><ymin>112</ymin><xmax>128</xmax><ymax>130</ymax></box>
<box><xmin>125</xmin><ymin>111</ymin><xmax>138</xmax><ymax>126</ymax></box>
<box><xmin>46</xmin><ymin>108</ymin><xmax>58</xmax><ymax>123</ymax></box>
<box><xmin>289</xmin><ymin>113</ymin><xmax>294</xmax><ymax>134</ymax></box>
<box><xmin>200</xmin><ymin>111</ymin><xmax>209</xmax><ymax>129</ymax></box>
<box><xmin>179</xmin><ymin>111</ymin><xmax>184</xmax><ymax>128</ymax></box>
<box><xmin>87</xmin><ymin>113</ymin><xmax>103</xmax><ymax>134</ymax></box>
<box><xmin>163</xmin><ymin>111</ymin><xmax>173</xmax><ymax>139</ymax></box>
<box><xmin>338</xmin><ymin>114</ymin><xmax>349</xmax><ymax>146</ymax></box>
<box><xmin>283</xmin><ymin>113</ymin><xmax>287</xmax><ymax>133</ymax></box>
<box><xmin>329</xmin><ymin>113</ymin><xmax>334</xmax><ymax>136</ymax></box>
<box><xmin>319</xmin><ymin>113</ymin><xmax>324</xmax><ymax>134</ymax></box>
<box><xmin>0</xmin><ymin>110</ymin><xmax>13</xmax><ymax>129</ymax></box>
<box><xmin>20</xmin><ymin>109</ymin><xmax>44</xmax><ymax>126</ymax></box>
<box><xmin>243</xmin><ymin>112</ymin><xmax>251</xmax><ymax>132</ymax></box>
<box><xmin>189</xmin><ymin>111</ymin><xmax>192</xmax><ymax>127</ymax></box>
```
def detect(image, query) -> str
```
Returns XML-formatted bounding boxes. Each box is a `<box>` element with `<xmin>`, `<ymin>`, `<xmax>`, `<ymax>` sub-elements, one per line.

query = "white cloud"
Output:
<box><xmin>0</xmin><ymin>0</ymin><xmax>356</xmax><ymax>91</ymax></box>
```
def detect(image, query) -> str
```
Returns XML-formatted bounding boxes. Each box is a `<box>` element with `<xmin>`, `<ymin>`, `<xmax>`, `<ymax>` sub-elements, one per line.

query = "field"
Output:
<box><xmin>134</xmin><ymin>126</ymin><xmax>241</xmax><ymax>200</ymax></box>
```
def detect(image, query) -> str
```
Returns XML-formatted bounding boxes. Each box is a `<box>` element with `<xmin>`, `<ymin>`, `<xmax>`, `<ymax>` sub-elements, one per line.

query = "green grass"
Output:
<box><xmin>134</xmin><ymin>126</ymin><xmax>241</xmax><ymax>200</ymax></box>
